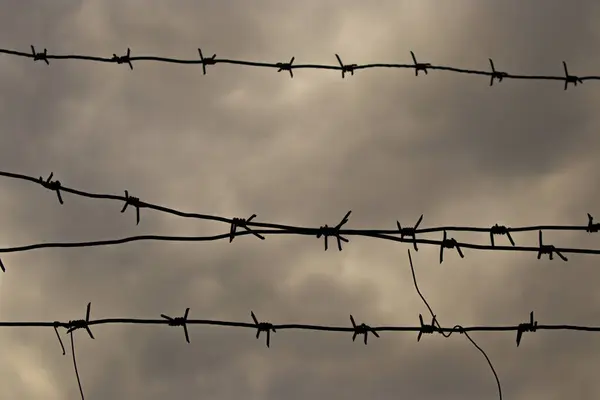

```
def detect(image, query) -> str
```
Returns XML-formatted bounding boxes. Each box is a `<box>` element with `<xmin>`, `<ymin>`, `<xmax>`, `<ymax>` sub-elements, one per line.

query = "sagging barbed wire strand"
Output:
<box><xmin>1</xmin><ymin>171</ymin><xmax>600</xmax><ymax>270</ymax></box>
<box><xmin>3</xmin><ymin>170</ymin><xmax>600</xmax><ymax>236</ymax></box>
<box><xmin>3</xmin><ymin>46</ymin><xmax>598</xmax><ymax>89</ymax></box>
<box><xmin>406</xmin><ymin>249</ymin><xmax>501</xmax><ymax>400</ymax></box>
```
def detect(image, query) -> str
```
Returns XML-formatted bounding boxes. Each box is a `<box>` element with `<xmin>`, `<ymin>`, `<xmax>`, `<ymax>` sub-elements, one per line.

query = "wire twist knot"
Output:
<box><xmin>251</xmin><ymin>311</ymin><xmax>276</xmax><ymax>348</ymax></box>
<box><xmin>229</xmin><ymin>214</ymin><xmax>265</xmax><ymax>242</ymax></box>
<box><xmin>65</xmin><ymin>303</ymin><xmax>94</xmax><ymax>339</ymax></box>
<box><xmin>161</xmin><ymin>308</ymin><xmax>190</xmax><ymax>343</ymax></box>
<box><xmin>490</xmin><ymin>224</ymin><xmax>515</xmax><ymax>246</ymax></box>
<box><xmin>317</xmin><ymin>210</ymin><xmax>351</xmax><ymax>251</ymax></box>
<box><xmin>586</xmin><ymin>213</ymin><xmax>600</xmax><ymax>233</ymax></box>
<box><xmin>516</xmin><ymin>311</ymin><xmax>538</xmax><ymax>347</ymax></box>
<box><xmin>562</xmin><ymin>61</ymin><xmax>582</xmax><ymax>90</ymax></box>
<box><xmin>439</xmin><ymin>230</ymin><xmax>464</xmax><ymax>263</ymax></box>
<box><xmin>120</xmin><ymin>190</ymin><xmax>142</xmax><ymax>225</ymax></box>
<box><xmin>335</xmin><ymin>54</ymin><xmax>357</xmax><ymax>78</ymax></box>
<box><xmin>30</xmin><ymin>45</ymin><xmax>49</xmax><ymax>65</ymax></box>
<box><xmin>488</xmin><ymin>58</ymin><xmax>508</xmax><ymax>86</ymax></box>
<box><xmin>112</xmin><ymin>48</ymin><xmax>133</xmax><ymax>70</ymax></box>
<box><xmin>198</xmin><ymin>49</ymin><xmax>217</xmax><ymax>75</ymax></box>
<box><xmin>350</xmin><ymin>315</ymin><xmax>380</xmax><ymax>345</ymax></box>
<box><xmin>417</xmin><ymin>314</ymin><xmax>438</xmax><ymax>341</ymax></box>
<box><xmin>396</xmin><ymin>214</ymin><xmax>423</xmax><ymax>251</ymax></box>
<box><xmin>537</xmin><ymin>231</ymin><xmax>568</xmax><ymax>261</ymax></box>
<box><xmin>410</xmin><ymin>51</ymin><xmax>431</xmax><ymax>76</ymax></box>
<box><xmin>39</xmin><ymin>172</ymin><xmax>64</xmax><ymax>204</ymax></box>
<box><xmin>276</xmin><ymin>57</ymin><xmax>295</xmax><ymax>78</ymax></box>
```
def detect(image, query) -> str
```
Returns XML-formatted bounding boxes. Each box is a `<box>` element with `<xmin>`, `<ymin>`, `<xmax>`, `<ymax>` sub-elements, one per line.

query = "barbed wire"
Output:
<box><xmin>0</xmin><ymin>170</ymin><xmax>599</xmax><ymax>272</ymax></box>
<box><xmin>1</xmin><ymin>46</ymin><xmax>597</xmax><ymax>89</ymax></box>
<box><xmin>6</xmin><ymin>299</ymin><xmax>598</xmax><ymax>398</ymax></box>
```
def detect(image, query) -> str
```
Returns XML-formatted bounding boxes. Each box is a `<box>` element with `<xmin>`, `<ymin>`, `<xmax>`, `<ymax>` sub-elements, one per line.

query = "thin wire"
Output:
<box><xmin>407</xmin><ymin>249</ymin><xmax>502</xmax><ymax>400</ymax></box>
<box><xmin>70</xmin><ymin>332</ymin><xmax>85</xmax><ymax>400</ymax></box>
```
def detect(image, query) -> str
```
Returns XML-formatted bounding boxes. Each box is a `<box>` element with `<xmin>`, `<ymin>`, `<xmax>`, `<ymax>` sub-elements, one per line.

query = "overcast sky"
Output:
<box><xmin>1</xmin><ymin>1</ymin><xmax>600</xmax><ymax>399</ymax></box>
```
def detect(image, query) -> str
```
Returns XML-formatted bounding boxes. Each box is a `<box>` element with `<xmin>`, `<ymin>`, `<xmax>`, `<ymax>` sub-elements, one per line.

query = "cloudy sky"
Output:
<box><xmin>1</xmin><ymin>1</ymin><xmax>600</xmax><ymax>398</ymax></box>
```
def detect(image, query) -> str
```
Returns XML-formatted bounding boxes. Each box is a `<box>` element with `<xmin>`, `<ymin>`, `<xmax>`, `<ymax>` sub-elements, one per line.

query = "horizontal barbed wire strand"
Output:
<box><xmin>1</xmin><ymin>46</ymin><xmax>595</xmax><ymax>89</ymax></box>
<box><xmin>0</xmin><ymin>170</ymin><xmax>599</xmax><ymax>269</ymax></box>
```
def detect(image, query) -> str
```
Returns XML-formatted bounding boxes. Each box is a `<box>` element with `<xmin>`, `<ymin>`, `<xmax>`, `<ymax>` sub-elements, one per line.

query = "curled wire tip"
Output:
<box><xmin>516</xmin><ymin>311</ymin><xmax>537</xmax><ymax>347</ymax></box>
<box><xmin>350</xmin><ymin>315</ymin><xmax>380</xmax><ymax>345</ymax></box>
<box><xmin>230</xmin><ymin>214</ymin><xmax>265</xmax><ymax>242</ymax></box>
<box><xmin>276</xmin><ymin>56</ymin><xmax>295</xmax><ymax>78</ymax></box>
<box><xmin>112</xmin><ymin>48</ymin><xmax>133</xmax><ymax>70</ymax></box>
<box><xmin>563</xmin><ymin>61</ymin><xmax>583</xmax><ymax>90</ymax></box>
<box><xmin>397</xmin><ymin>214</ymin><xmax>423</xmax><ymax>251</ymax></box>
<box><xmin>198</xmin><ymin>48</ymin><xmax>217</xmax><ymax>75</ymax></box>
<box><xmin>161</xmin><ymin>308</ymin><xmax>191</xmax><ymax>343</ymax></box>
<box><xmin>335</xmin><ymin>54</ymin><xmax>357</xmax><ymax>79</ymax></box>
<box><xmin>39</xmin><ymin>172</ymin><xmax>64</xmax><ymax>204</ymax></box>
<box><xmin>120</xmin><ymin>190</ymin><xmax>141</xmax><ymax>225</ymax></box>
<box><xmin>251</xmin><ymin>311</ymin><xmax>276</xmax><ymax>348</ymax></box>
<box><xmin>410</xmin><ymin>51</ymin><xmax>431</xmax><ymax>76</ymax></box>
<box><xmin>317</xmin><ymin>210</ymin><xmax>351</xmax><ymax>251</ymax></box>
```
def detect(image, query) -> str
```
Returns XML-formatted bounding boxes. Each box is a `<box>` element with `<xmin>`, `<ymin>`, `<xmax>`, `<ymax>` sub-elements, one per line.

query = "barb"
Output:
<box><xmin>0</xmin><ymin>47</ymin><xmax>598</xmax><ymax>87</ymax></box>
<box><xmin>563</xmin><ymin>61</ymin><xmax>582</xmax><ymax>90</ymax></box>
<box><xmin>586</xmin><ymin>213</ymin><xmax>600</xmax><ymax>233</ymax></box>
<box><xmin>490</xmin><ymin>224</ymin><xmax>515</xmax><ymax>247</ymax></box>
<box><xmin>407</xmin><ymin>249</ymin><xmax>502</xmax><ymax>400</ymax></box>
<box><xmin>317</xmin><ymin>210</ymin><xmax>351</xmax><ymax>251</ymax></box>
<box><xmin>197</xmin><ymin>48</ymin><xmax>216</xmax><ymax>75</ymax></box>
<box><xmin>161</xmin><ymin>308</ymin><xmax>191</xmax><ymax>343</ymax></box>
<box><xmin>30</xmin><ymin>45</ymin><xmax>49</xmax><ymax>65</ymax></box>
<box><xmin>410</xmin><ymin>51</ymin><xmax>431</xmax><ymax>76</ymax></box>
<box><xmin>120</xmin><ymin>190</ymin><xmax>141</xmax><ymax>225</ymax></box>
<box><xmin>439</xmin><ymin>230</ymin><xmax>465</xmax><ymax>264</ymax></box>
<box><xmin>488</xmin><ymin>58</ymin><xmax>508</xmax><ymax>86</ymax></box>
<box><xmin>3</xmin><ymin>171</ymin><xmax>600</xmax><ymax>260</ymax></box>
<box><xmin>516</xmin><ymin>311</ymin><xmax>537</xmax><ymax>347</ymax></box>
<box><xmin>38</xmin><ymin>172</ymin><xmax>63</xmax><ymax>204</ymax></box>
<box><xmin>334</xmin><ymin>54</ymin><xmax>357</xmax><ymax>79</ymax></box>
<box><xmin>112</xmin><ymin>48</ymin><xmax>133</xmax><ymax>70</ymax></box>
<box><xmin>6</xmin><ymin>304</ymin><xmax>600</xmax><ymax>399</ymax></box>
<box><xmin>350</xmin><ymin>315</ymin><xmax>380</xmax><ymax>345</ymax></box>
<box><xmin>276</xmin><ymin>56</ymin><xmax>295</xmax><ymax>78</ymax></box>
<box><xmin>537</xmin><ymin>230</ymin><xmax>568</xmax><ymax>261</ymax></box>
<box><xmin>396</xmin><ymin>214</ymin><xmax>423</xmax><ymax>251</ymax></box>
<box><xmin>230</xmin><ymin>214</ymin><xmax>265</xmax><ymax>243</ymax></box>
<box><xmin>251</xmin><ymin>311</ymin><xmax>276</xmax><ymax>348</ymax></box>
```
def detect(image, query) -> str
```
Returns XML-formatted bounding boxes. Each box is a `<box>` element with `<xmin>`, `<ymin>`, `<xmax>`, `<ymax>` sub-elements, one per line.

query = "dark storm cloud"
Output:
<box><xmin>1</xmin><ymin>1</ymin><xmax>600</xmax><ymax>399</ymax></box>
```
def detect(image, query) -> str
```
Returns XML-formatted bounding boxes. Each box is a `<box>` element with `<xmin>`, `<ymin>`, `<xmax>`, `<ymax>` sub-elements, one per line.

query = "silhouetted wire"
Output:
<box><xmin>2</xmin><ymin>304</ymin><xmax>597</xmax><ymax>398</ymax></box>
<box><xmin>1</xmin><ymin>170</ymin><xmax>600</xmax><ymax>271</ymax></box>
<box><xmin>407</xmin><ymin>249</ymin><xmax>502</xmax><ymax>400</ymax></box>
<box><xmin>1</xmin><ymin>46</ymin><xmax>597</xmax><ymax>89</ymax></box>
<box><xmin>70</xmin><ymin>332</ymin><xmax>86</xmax><ymax>400</ymax></box>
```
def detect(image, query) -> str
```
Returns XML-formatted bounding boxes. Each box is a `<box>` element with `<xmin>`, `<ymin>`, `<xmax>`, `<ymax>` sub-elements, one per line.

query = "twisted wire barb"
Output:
<box><xmin>2</xmin><ymin>170</ymin><xmax>600</xmax><ymax>269</ymax></box>
<box><xmin>2</xmin><ymin>46</ymin><xmax>599</xmax><ymax>88</ymax></box>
